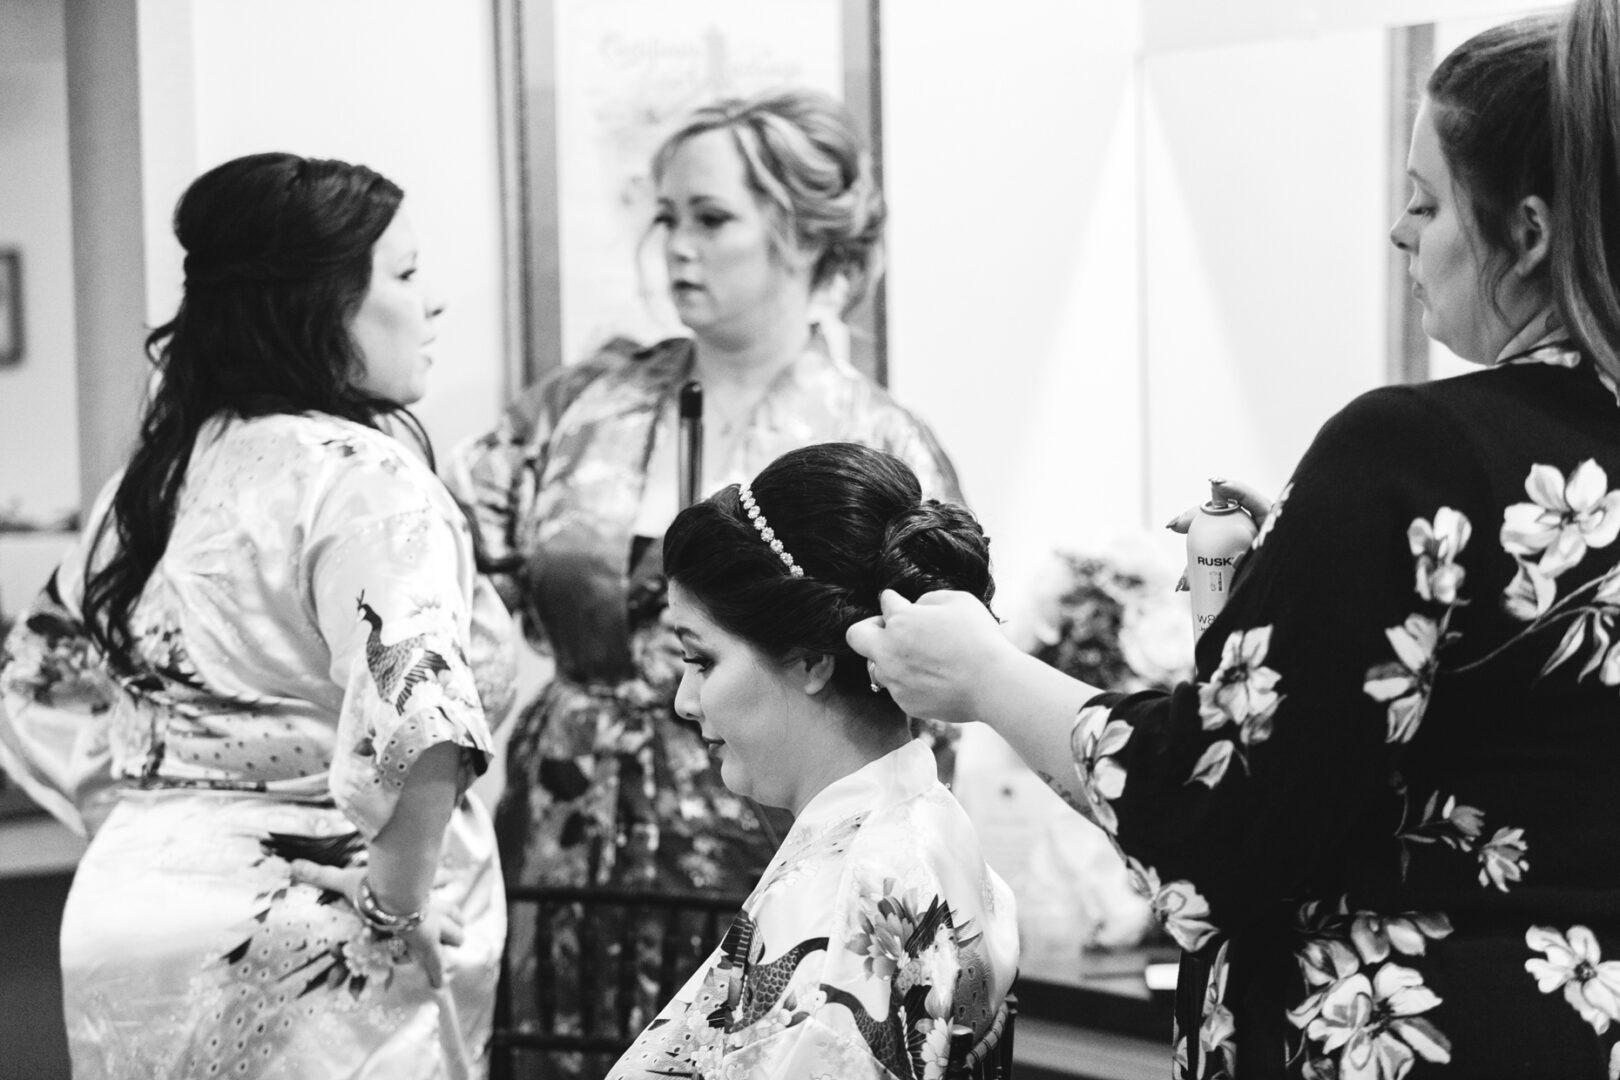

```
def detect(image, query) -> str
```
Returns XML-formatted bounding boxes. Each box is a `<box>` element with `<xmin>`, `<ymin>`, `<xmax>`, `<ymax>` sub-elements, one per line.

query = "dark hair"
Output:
<box><xmin>663</xmin><ymin>442</ymin><xmax>993</xmax><ymax>700</ymax></box>
<box><xmin>1429</xmin><ymin>0</ymin><xmax>1620</xmax><ymax>380</ymax></box>
<box><xmin>1553</xmin><ymin>0</ymin><xmax>1620</xmax><ymax>379</ymax></box>
<box><xmin>82</xmin><ymin>151</ymin><xmax>407</xmax><ymax>671</ymax></box>
<box><xmin>649</xmin><ymin>88</ymin><xmax>886</xmax><ymax>311</ymax></box>
<box><xmin>1426</xmin><ymin>13</ymin><xmax>1558</xmax><ymax>313</ymax></box>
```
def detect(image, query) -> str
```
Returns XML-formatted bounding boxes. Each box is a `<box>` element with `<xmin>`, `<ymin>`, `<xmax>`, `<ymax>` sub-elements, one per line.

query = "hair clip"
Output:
<box><xmin>739</xmin><ymin>483</ymin><xmax>805</xmax><ymax>577</ymax></box>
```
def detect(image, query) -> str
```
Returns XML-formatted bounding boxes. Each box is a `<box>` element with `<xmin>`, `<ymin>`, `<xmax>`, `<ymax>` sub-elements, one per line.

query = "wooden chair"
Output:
<box><xmin>946</xmin><ymin>994</ymin><xmax>1018</xmax><ymax>1080</ymax></box>
<box><xmin>490</xmin><ymin>883</ymin><xmax>748</xmax><ymax>1080</ymax></box>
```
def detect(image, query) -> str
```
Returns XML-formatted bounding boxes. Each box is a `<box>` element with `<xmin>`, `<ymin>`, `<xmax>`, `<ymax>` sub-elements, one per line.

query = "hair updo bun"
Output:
<box><xmin>663</xmin><ymin>442</ymin><xmax>993</xmax><ymax>699</ymax></box>
<box><xmin>878</xmin><ymin>500</ymin><xmax>994</xmax><ymax>609</ymax></box>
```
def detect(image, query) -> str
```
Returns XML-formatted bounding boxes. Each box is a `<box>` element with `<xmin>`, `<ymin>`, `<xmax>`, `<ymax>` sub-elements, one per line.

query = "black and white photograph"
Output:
<box><xmin>3</xmin><ymin>1</ymin><xmax>1617</xmax><ymax>1078</ymax></box>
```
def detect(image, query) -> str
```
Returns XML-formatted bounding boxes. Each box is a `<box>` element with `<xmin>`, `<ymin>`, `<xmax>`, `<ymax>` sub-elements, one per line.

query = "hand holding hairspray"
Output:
<box><xmin>1186</xmin><ymin>478</ymin><xmax>1258</xmax><ymax>641</ymax></box>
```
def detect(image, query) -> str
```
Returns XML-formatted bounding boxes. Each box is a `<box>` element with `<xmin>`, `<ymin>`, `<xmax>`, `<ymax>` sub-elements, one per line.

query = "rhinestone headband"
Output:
<box><xmin>739</xmin><ymin>483</ymin><xmax>804</xmax><ymax>578</ymax></box>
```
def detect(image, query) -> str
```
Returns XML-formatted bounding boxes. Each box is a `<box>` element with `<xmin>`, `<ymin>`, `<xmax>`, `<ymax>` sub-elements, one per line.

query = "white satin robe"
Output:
<box><xmin>0</xmin><ymin>413</ymin><xmax>517</xmax><ymax>1079</ymax></box>
<box><xmin>607</xmin><ymin>739</ymin><xmax>1019</xmax><ymax>1080</ymax></box>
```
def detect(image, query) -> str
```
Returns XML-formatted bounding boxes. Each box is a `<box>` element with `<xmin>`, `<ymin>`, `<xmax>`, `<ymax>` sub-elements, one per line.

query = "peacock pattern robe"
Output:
<box><xmin>605</xmin><ymin>739</ymin><xmax>1019</xmax><ymax>1080</ymax></box>
<box><xmin>0</xmin><ymin>412</ymin><xmax>517</xmax><ymax>1079</ymax></box>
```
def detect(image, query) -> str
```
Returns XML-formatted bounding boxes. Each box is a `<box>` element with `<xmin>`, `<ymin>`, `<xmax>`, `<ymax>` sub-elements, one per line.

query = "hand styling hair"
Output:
<box><xmin>663</xmin><ymin>442</ymin><xmax>993</xmax><ymax>699</ymax></box>
<box><xmin>82</xmin><ymin>152</ymin><xmax>407</xmax><ymax>671</ymax></box>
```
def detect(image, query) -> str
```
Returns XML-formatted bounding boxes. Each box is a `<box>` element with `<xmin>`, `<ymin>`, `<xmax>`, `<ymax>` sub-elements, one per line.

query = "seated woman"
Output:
<box><xmin>607</xmin><ymin>442</ymin><xmax>1018</xmax><ymax>1080</ymax></box>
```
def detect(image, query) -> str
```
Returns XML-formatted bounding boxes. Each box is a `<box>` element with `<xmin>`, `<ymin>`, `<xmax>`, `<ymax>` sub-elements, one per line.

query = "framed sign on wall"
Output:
<box><xmin>494</xmin><ymin>0</ymin><xmax>886</xmax><ymax>392</ymax></box>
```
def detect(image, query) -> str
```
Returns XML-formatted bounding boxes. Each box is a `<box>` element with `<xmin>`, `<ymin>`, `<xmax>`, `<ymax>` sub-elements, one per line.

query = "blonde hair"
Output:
<box><xmin>651</xmin><ymin>88</ymin><xmax>885</xmax><ymax>312</ymax></box>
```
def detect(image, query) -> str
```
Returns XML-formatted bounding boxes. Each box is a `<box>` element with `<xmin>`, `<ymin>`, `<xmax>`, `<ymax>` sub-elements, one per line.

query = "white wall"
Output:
<box><xmin>884</xmin><ymin>0</ymin><xmax>1541</xmax><ymax>619</ymax></box>
<box><xmin>1144</xmin><ymin>0</ymin><xmax>1549</xmax><ymax>52</ymax></box>
<box><xmin>0</xmin><ymin>0</ymin><xmax>79</xmax><ymax>526</ymax></box>
<box><xmin>1141</xmin><ymin>29</ymin><xmax>1390</xmax><ymax>515</ymax></box>
<box><xmin>138</xmin><ymin>0</ymin><xmax>510</xmax><ymax>455</ymax></box>
<box><xmin>883</xmin><ymin>0</ymin><xmax>1158</xmax><ymax>630</ymax></box>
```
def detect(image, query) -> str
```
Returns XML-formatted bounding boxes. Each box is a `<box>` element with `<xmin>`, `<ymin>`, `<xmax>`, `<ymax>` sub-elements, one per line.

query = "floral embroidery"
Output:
<box><xmin>1198</xmin><ymin>626</ymin><xmax>1283</xmax><ymax>737</ymax></box>
<box><xmin>841</xmin><ymin>881</ymin><xmax>977</xmax><ymax>1080</ymax></box>
<box><xmin>1199</xmin><ymin>942</ymin><xmax>1237</xmax><ymax>1079</ymax></box>
<box><xmin>1289</xmin><ymin>899</ymin><xmax>1452</xmax><ymax>1080</ymax></box>
<box><xmin>1503</xmin><ymin>560</ymin><xmax>1559</xmax><ymax>621</ymax></box>
<box><xmin>1525</xmin><ymin>925</ymin><xmax>1620</xmax><ymax>1034</ymax></box>
<box><xmin>1500</xmin><ymin>461</ymin><xmax>1620</xmax><ymax>579</ymax></box>
<box><xmin>1409</xmin><ymin>508</ymin><xmax>1470</xmax><ymax>604</ymax></box>
<box><xmin>1348</xmin><ymin>911</ymin><xmax>1453</xmax><ymax>965</ymax></box>
<box><xmin>1459</xmin><ymin>462</ymin><xmax>1620</xmax><ymax>686</ymax></box>
<box><xmin>1191</xmin><ymin>626</ymin><xmax>1283</xmax><ymax>787</ymax></box>
<box><xmin>1536</xmin><ymin>566</ymin><xmax>1620</xmax><ymax>686</ymax></box>
<box><xmin>1071</xmin><ymin>703</ymin><xmax>1132</xmax><ymax>833</ymax></box>
<box><xmin>1304</xmin><ymin>965</ymin><xmax>1450</xmax><ymax>1080</ymax></box>
<box><xmin>1477</xmin><ymin>827</ymin><xmax>1529</xmax><ymax>892</ymax></box>
<box><xmin>1396</xmin><ymin>790</ymin><xmax>1485</xmax><ymax>854</ymax></box>
<box><xmin>1127</xmin><ymin>857</ymin><xmax>1217</xmax><ymax>953</ymax></box>
<box><xmin>0</xmin><ymin>581</ymin><xmax>112</xmax><ymax>715</ymax></box>
<box><xmin>1363</xmin><ymin>615</ymin><xmax>1442</xmax><ymax>744</ymax></box>
<box><xmin>1363</xmin><ymin>508</ymin><xmax>1472</xmax><ymax>745</ymax></box>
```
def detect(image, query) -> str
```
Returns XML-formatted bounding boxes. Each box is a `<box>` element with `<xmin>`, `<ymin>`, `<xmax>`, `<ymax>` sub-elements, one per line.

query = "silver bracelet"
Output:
<box><xmin>355</xmin><ymin>877</ymin><xmax>425</xmax><ymax>935</ymax></box>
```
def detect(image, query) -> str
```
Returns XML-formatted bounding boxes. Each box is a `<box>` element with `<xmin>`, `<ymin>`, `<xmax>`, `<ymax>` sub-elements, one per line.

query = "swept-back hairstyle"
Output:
<box><xmin>82</xmin><ymin>151</ymin><xmax>405</xmax><ymax>671</ymax></box>
<box><xmin>1552</xmin><ymin>0</ymin><xmax>1620</xmax><ymax>380</ymax></box>
<box><xmin>663</xmin><ymin>442</ymin><xmax>993</xmax><ymax>701</ymax></box>
<box><xmin>649</xmin><ymin>88</ymin><xmax>886</xmax><ymax>312</ymax></box>
<box><xmin>1427</xmin><ymin>0</ymin><xmax>1620</xmax><ymax>380</ymax></box>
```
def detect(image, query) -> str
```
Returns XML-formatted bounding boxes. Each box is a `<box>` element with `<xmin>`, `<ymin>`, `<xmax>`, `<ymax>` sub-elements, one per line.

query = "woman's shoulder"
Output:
<box><xmin>218</xmin><ymin>412</ymin><xmax>421</xmax><ymax>472</ymax></box>
<box><xmin>503</xmin><ymin>336</ymin><xmax>691</xmax><ymax>439</ymax></box>
<box><xmin>213</xmin><ymin>413</ymin><xmax>450</xmax><ymax>518</ymax></box>
<box><xmin>1326</xmin><ymin>363</ymin><xmax>1609</xmax><ymax>458</ymax></box>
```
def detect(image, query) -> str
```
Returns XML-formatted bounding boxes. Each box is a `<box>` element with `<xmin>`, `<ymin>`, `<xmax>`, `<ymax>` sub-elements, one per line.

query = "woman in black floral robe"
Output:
<box><xmin>851</xmin><ymin>5</ymin><xmax>1620</xmax><ymax>1077</ymax></box>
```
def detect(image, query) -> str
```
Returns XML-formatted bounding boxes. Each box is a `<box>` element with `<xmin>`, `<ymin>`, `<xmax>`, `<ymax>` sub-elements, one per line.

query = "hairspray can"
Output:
<box><xmin>1186</xmin><ymin>479</ymin><xmax>1258</xmax><ymax>641</ymax></box>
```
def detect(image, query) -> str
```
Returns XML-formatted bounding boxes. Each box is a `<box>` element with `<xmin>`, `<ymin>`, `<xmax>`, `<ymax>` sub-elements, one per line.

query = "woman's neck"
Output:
<box><xmin>785</xmin><ymin>714</ymin><xmax>912</xmax><ymax>818</ymax></box>
<box><xmin>690</xmin><ymin>316</ymin><xmax>814</xmax><ymax>395</ymax></box>
<box><xmin>1492</xmin><ymin>304</ymin><xmax>1565</xmax><ymax>364</ymax></box>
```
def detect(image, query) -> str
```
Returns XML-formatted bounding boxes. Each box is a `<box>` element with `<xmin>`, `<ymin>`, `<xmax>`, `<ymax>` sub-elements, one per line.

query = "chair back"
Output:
<box><xmin>490</xmin><ymin>883</ymin><xmax>748</xmax><ymax>1080</ymax></box>
<box><xmin>945</xmin><ymin>994</ymin><xmax>1018</xmax><ymax>1080</ymax></box>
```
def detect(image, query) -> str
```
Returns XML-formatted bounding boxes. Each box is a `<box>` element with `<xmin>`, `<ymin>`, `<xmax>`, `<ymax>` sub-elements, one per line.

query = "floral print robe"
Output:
<box><xmin>445</xmin><ymin>333</ymin><xmax>963</xmax><ymax>1075</ymax></box>
<box><xmin>0</xmin><ymin>413</ymin><xmax>516</xmax><ymax>1079</ymax></box>
<box><xmin>605</xmin><ymin>739</ymin><xmax>1019</xmax><ymax>1080</ymax></box>
<box><xmin>1071</xmin><ymin>338</ymin><xmax>1620</xmax><ymax>1079</ymax></box>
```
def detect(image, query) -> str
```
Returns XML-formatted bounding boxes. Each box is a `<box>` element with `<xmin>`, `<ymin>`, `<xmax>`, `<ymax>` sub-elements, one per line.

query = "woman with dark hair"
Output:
<box><xmin>851</xmin><ymin>2</ymin><xmax>1620</xmax><ymax>1076</ymax></box>
<box><xmin>448</xmin><ymin>87</ymin><xmax>963</xmax><ymax>1073</ymax></box>
<box><xmin>604</xmin><ymin>442</ymin><xmax>1016</xmax><ymax>1080</ymax></box>
<box><xmin>0</xmin><ymin>152</ymin><xmax>515</xmax><ymax>1078</ymax></box>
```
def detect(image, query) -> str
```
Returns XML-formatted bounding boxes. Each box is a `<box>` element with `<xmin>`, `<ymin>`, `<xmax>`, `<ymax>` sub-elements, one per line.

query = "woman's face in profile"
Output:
<box><xmin>654</xmin><ymin>129</ymin><xmax>814</xmax><ymax>341</ymax></box>
<box><xmin>1390</xmin><ymin>101</ymin><xmax>1511</xmax><ymax>365</ymax></box>
<box><xmin>349</xmin><ymin>208</ymin><xmax>446</xmax><ymax>406</ymax></box>
<box><xmin>666</xmin><ymin>581</ymin><xmax>817</xmax><ymax>812</ymax></box>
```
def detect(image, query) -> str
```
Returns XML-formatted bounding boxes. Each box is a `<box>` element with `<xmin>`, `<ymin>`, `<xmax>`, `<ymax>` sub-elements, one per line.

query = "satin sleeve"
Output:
<box><xmin>308</xmin><ymin>451</ymin><xmax>494</xmax><ymax>840</ymax></box>
<box><xmin>0</xmin><ymin>482</ymin><xmax>123</xmax><ymax>836</ymax></box>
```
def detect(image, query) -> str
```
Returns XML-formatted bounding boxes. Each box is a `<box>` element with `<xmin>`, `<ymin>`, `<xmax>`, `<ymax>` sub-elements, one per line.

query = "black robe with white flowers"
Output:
<box><xmin>1076</xmin><ymin>339</ymin><xmax>1620</xmax><ymax>1079</ymax></box>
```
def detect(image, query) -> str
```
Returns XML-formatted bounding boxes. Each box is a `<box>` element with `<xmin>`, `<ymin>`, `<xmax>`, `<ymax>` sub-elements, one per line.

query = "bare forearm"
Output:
<box><xmin>367</xmin><ymin>742</ymin><xmax>460</xmax><ymax>912</ymax></box>
<box><xmin>972</xmin><ymin>648</ymin><xmax>1101</xmax><ymax>812</ymax></box>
